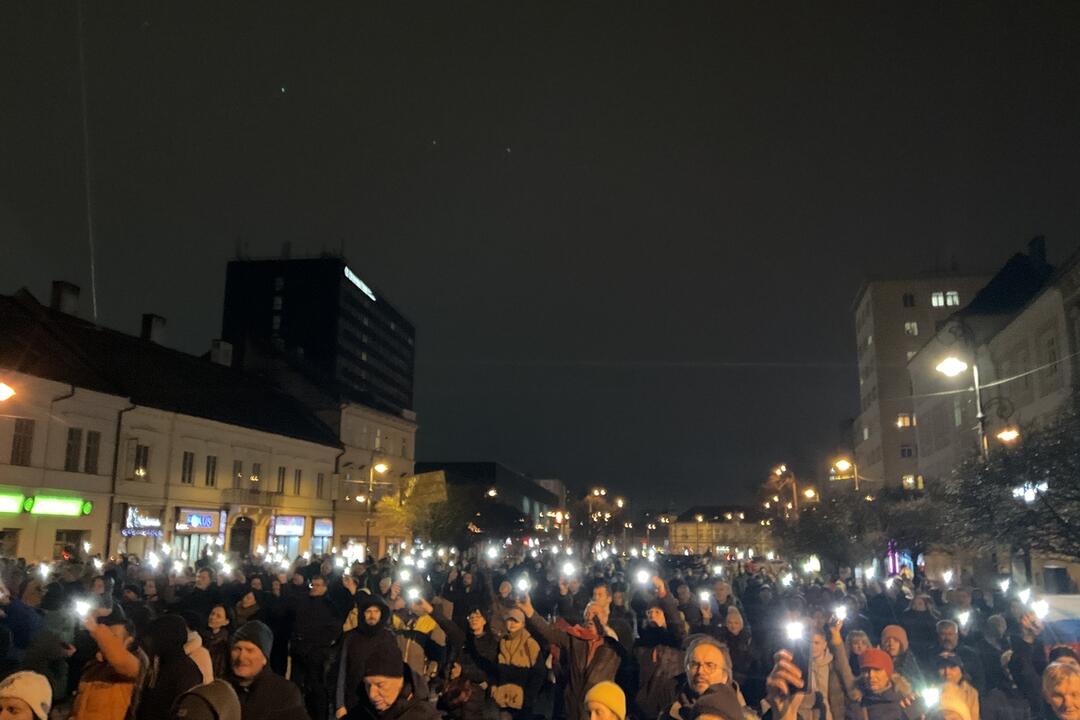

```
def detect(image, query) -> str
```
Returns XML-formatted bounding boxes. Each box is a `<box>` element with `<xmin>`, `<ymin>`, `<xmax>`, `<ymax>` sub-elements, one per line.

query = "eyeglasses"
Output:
<box><xmin>688</xmin><ymin>661</ymin><xmax>721</xmax><ymax>674</ymax></box>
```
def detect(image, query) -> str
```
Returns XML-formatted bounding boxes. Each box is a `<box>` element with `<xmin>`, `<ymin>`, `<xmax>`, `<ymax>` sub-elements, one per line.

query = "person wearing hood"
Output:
<box><xmin>283</xmin><ymin>574</ymin><xmax>348</xmax><ymax>720</ymax></box>
<box><xmin>880</xmin><ymin>626</ymin><xmax>922</xmax><ymax>687</ymax></box>
<box><xmin>518</xmin><ymin>592</ymin><xmax>624</xmax><ymax>720</ymax></box>
<box><xmin>180</xmin><ymin>613</ymin><xmax>214</xmax><ymax>685</ymax></box>
<box><xmin>137</xmin><ymin>614</ymin><xmax>204</xmax><ymax>720</ymax></box>
<box><xmin>70</xmin><ymin>611</ymin><xmax>148</xmax><ymax>720</ymax></box>
<box><xmin>354</xmin><ymin>652</ymin><xmax>440</xmax><ymax>720</ymax></box>
<box><xmin>226</xmin><ymin>621</ymin><xmax>308</xmax><ymax>720</ymax></box>
<box><xmin>659</xmin><ymin>636</ymin><xmax>745</xmax><ymax>720</ymax></box>
<box><xmin>337</xmin><ymin>594</ymin><xmax>397</xmax><ymax>719</ymax></box>
<box><xmin>169</xmin><ymin>679</ymin><xmax>241</xmax><ymax>720</ymax></box>
<box><xmin>490</xmin><ymin>607</ymin><xmax>544</xmax><ymax>720</ymax></box>
<box><xmin>632</xmin><ymin>577</ymin><xmax>686</xmax><ymax>720</ymax></box>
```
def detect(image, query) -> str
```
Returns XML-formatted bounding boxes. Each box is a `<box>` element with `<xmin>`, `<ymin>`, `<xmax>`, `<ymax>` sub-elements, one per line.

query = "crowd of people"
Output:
<box><xmin>0</xmin><ymin>546</ymin><xmax>1075</xmax><ymax>720</ymax></box>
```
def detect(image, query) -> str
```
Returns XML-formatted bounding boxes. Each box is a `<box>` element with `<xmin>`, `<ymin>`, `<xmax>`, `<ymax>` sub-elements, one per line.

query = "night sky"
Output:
<box><xmin>3</xmin><ymin>2</ymin><xmax>1079</xmax><ymax>509</ymax></box>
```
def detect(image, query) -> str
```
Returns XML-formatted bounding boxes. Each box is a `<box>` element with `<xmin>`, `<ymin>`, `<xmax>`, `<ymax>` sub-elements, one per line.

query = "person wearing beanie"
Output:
<box><xmin>0</xmin><ymin>671</ymin><xmax>51</xmax><ymax>720</ymax></box>
<box><xmin>585</xmin><ymin>681</ymin><xmax>626</xmax><ymax>720</ymax></box>
<box><xmin>859</xmin><ymin>648</ymin><xmax>917</xmax><ymax>720</ymax></box>
<box><xmin>137</xmin><ymin>615</ymin><xmax>205</xmax><ymax>720</ymax></box>
<box><xmin>881</xmin><ymin>625</ymin><xmax>922</xmax><ymax>686</ymax></box>
<box><xmin>632</xmin><ymin>577</ymin><xmax>686</xmax><ymax>720</ymax></box>
<box><xmin>227</xmin><ymin>621</ymin><xmax>308</xmax><ymax>720</ymax></box>
<box><xmin>359</xmin><ymin>644</ymin><xmax>440</xmax><ymax>720</ymax></box>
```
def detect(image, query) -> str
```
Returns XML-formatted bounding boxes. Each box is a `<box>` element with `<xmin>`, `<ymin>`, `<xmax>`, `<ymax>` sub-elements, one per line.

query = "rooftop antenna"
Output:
<box><xmin>77</xmin><ymin>0</ymin><xmax>99</xmax><ymax>321</ymax></box>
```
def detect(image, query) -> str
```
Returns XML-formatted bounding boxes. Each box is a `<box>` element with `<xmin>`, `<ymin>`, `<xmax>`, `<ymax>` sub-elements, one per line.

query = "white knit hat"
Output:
<box><xmin>0</xmin><ymin>671</ymin><xmax>51</xmax><ymax>720</ymax></box>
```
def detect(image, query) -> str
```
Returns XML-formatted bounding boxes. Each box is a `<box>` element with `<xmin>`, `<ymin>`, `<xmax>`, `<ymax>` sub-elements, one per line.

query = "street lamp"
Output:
<box><xmin>365</xmin><ymin>461</ymin><xmax>390</xmax><ymax>551</ymax></box>
<box><xmin>832</xmin><ymin>457</ymin><xmax>860</xmax><ymax>492</ymax></box>
<box><xmin>997</xmin><ymin>427</ymin><xmax>1020</xmax><ymax>444</ymax></box>
<box><xmin>803</xmin><ymin>488</ymin><xmax>817</xmax><ymax>500</ymax></box>
<box><xmin>615</xmin><ymin>497</ymin><xmax>624</xmax><ymax>509</ymax></box>
<box><xmin>936</xmin><ymin>355</ymin><xmax>988</xmax><ymax>460</ymax></box>
<box><xmin>0</xmin><ymin>382</ymin><xmax>14</xmax><ymax>402</ymax></box>
<box><xmin>772</xmin><ymin>464</ymin><xmax>800</xmax><ymax>516</ymax></box>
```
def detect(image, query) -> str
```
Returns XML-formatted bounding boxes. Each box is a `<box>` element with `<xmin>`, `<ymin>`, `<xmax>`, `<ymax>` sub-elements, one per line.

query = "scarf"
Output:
<box><xmin>560</xmin><ymin>620</ymin><xmax>606</xmax><ymax>666</ymax></box>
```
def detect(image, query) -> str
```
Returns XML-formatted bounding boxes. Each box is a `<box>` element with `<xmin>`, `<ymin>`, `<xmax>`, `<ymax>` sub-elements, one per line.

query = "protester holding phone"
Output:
<box><xmin>631</xmin><ymin>576</ymin><xmax>685</xmax><ymax>719</ymax></box>
<box><xmin>69</xmin><ymin>609</ymin><xmax>148</xmax><ymax>720</ymax></box>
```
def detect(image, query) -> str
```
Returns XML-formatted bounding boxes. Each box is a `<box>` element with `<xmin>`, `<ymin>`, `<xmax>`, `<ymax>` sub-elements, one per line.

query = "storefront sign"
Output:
<box><xmin>123</xmin><ymin>506</ymin><xmax>163</xmax><ymax>537</ymax></box>
<box><xmin>176</xmin><ymin>508</ymin><xmax>220</xmax><ymax>533</ymax></box>
<box><xmin>313</xmin><ymin>518</ymin><xmax>333</xmax><ymax>537</ymax></box>
<box><xmin>26</xmin><ymin>496</ymin><xmax>93</xmax><ymax>517</ymax></box>
<box><xmin>0</xmin><ymin>493</ymin><xmax>25</xmax><ymax>514</ymax></box>
<box><xmin>272</xmin><ymin>515</ymin><xmax>305</xmax><ymax>537</ymax></box>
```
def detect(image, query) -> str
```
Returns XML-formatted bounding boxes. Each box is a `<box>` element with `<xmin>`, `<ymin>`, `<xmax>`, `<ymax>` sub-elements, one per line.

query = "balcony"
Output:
<box><xmin>220</xmin><ymin>487</ymin><xmax>287</xmax><ymax>508</ymax></box>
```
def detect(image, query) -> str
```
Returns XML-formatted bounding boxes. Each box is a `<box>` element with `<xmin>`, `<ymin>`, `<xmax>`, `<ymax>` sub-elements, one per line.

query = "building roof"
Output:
<box><xmin>414</xmin><ymin>461</ymin><xmax>559</xmax><ymax>506</ymax></box>
<box><xmin>674</xmin><ymin>505</ymin><xmax>766</xmax><ymax>523</ymax></box>
<box><xmin>0</xmin><ymin>290</ymin><xmax>341</xmax><ymax>448</ymax></box>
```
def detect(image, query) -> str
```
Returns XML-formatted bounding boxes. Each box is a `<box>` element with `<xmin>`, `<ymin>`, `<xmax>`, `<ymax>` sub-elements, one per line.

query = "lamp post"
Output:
<box><xmin>0</xmin><ymin>382</ymin><xmax>14</xmax><ymax>402</ymax></box>
<box><xmin>832</xmin><ymin>458</ymin><xmax>860</xmax><ymax>492</ymax></box>
<box><xmin>936</xmin><ymin>356</ymin><xmax>988</xmax><ymax>460</ymax></box>
<box><xmin>364</xmin><ymin>461</ymin><xmax>389</xmax><ymax>553</ymax></box>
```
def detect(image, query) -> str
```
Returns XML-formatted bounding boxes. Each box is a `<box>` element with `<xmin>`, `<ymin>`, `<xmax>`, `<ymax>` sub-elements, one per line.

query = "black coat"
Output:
<box><xmin>526</xmin><ymin>613</ymin><xmax>625</xmax><ymax>720</ymax></box>
<box><xmin>231</xmin><ymin>668</ymin><xmax>310</xmax><ymax>720</ymax></box>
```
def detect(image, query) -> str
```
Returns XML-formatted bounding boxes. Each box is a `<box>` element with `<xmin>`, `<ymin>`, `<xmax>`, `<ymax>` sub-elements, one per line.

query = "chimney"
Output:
<box><xmin>210</xmin><ymin>339</ymin><xmax>233</xmax><ymax>367</ymax></box>
<box><xmin>50</xmin><ymin>281</ymin><xmax>80</xmax><ymax>314</ymax></box>
<box><xmin>140</xmin><ymin>314</ymin><xmax>167</xmax><ymax>344</ymax></box>
<box><xmin>1028</xmin><ymin>235</ymin><xmax>1047</xmax><ymax>265</ymax></box>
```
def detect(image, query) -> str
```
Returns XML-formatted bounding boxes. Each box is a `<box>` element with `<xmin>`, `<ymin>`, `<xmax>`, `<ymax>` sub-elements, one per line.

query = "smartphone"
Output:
<box><xmin>406</xmin><ymin>587</ymin><xmax>421</xmax><ymax>601</ymax></box>
<box><xmin>74</xmin><ymin>599</ymin><xmax>93</xmax><ymax>618</ymax></box>
<box><xmin>784</xmin><ymin>621</ymin><xmax>810</xmax><ymax>681</ymax></box>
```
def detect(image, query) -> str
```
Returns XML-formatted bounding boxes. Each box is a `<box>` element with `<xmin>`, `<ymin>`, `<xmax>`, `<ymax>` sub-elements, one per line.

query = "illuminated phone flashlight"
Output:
<box><xmin>562</xmin><ymin>562</ymin><xmax>576</xmax><ymax>577</ymax></box>
<box><xmin>713</xmin><ymin>565</ymin><xmax>724</xmax><ymax>577</ymax></box>
<box><xmin>884</xmin><ymin>577</ymin><xmax>895</xmax><ymax>589</ymax></box>
<box><xmin>173</xmin><ymin>560</ymin><xmax>184</xmax><ymax>574</ymax></box>
<box><xmin>74</xmin><ymin>600</ymin><xmax>92</xmax><ymax>617</ymax></box>
<box><xmin>834</xmin><ymin>605</ymin><xmax>848</xmax><ymax>621</ymax></box>
<box><xmin>1019</xmin><ymin>588</ymin><xmax>1032</xmax><ymax>603</ymax></box>
<box><xmin>781</xmin><ymin>573</ymin><xmax>794</xmax><ymax>587</ymax></box>
<box><xmin>942</xmin><ymin>570</ymin><xmax>954</xmax><ymax>586</ymax></box>
<box><xmin>957</xmin><ymin>611</ymin><xmax>971</xmax><ymax>627</ymax></box>
<box><xmin>407</xmin><ymin>587</ymin><xmax>421</xmax><ymax>601</ymax></box>
<box><xmin>1032</xmin><ymin>599</ymin><xmax>1049</xmax><ymax>620</ymax></box>
<box><xmin>865</xmin><ymin>565</ymin><xmax>876</xmax><ymax>580</ymax></box>
<box><xmin>334</xmin><ymin>556</ymin><xmax>346</xmax><ymax>568</ymax></box>
<box><xmin>516</xmin><ymin>577</ymin><xmax>531</xmax><ymax>593</ymax></box>
<box><xmin>999</xmin><ymin>579</ymin><xmax>1011</xmax><ymax>593</ymax></box>
<box><xmin>699</xmin><ymin>590</ymin><xmax>711</xmax><ymax>603</ymax></box>
<box><xmin>221</xmin><ymin>562</ymin><xmax>232</xmax><ymax>575</ymax></box>
<box><xmin>922</xmin><ymin>687</ymin><xmax>940</xmax><ymax>708</ymax></box>
<box><xmin>399</xmin><ymin>569</ymin><xmax>412</xmax><ymax>582</ymax></box>
<box><xmin>636</xmin><ymin>569</ymin><xmax>652</xmax><ymax>585</ymax></box>
<box><xmin>92</xmin><ymin>558</ymin><xmax>103</xmax><ymax>571</ymax></box>
<box><xmin>785</xmin><ymin>621</ymin><xmax>806</xmax><ymax>642</ymax></box>
<box><xmin>486</xmin><ymin>547</ymin><xmax>499</xmax><ymax>560</ymax></box>
<box><xmin>147</xmin><ymin>553</ymin><xmax>160</xmax><ymax>570</ymax></box>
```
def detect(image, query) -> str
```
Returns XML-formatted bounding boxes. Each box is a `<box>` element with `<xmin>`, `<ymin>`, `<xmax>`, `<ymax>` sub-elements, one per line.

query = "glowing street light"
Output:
<box><xmin>0</xmin><ymin>383</ymin><xmax>14</xmax><ymax>402</ymax></box>
<box><xmin>834</xmin><ymin>459</ymin><xmax>852</xmax><ymax>472</ymax></box>
<box><xmin>486</xmin><ymin>488</ymin><xmax>498</xmax><ymax>497</ymax></box>
<box><xmin>935</xmin><ymin>357</ymin><xmax>969</xmax><ymax>377</ymax></box>
<box><xmin>997</xmin><ymin>428</ymin><xmax>1020</xmax><ymax>444</ymax></box>
<box><xmin>373</xmin><ymin>462</ymin><xmax>389</xmax><ymax>474</ymax></box>
<box><xmin>615</xmin><ymin>497</ymin><xmax>624</xmax><ymax>508</ymax></box>
<box><xmin>803</xmin><ymin>488</ymin><xmax>817</xmax><ymax>499</ymax></box>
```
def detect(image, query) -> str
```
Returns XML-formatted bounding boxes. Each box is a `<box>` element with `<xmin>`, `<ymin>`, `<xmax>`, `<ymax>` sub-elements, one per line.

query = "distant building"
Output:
<box><xmin>0</xmin><ymin>284</ymin><xmax>342</xmax><ymax>560</ymax></box>
<box><xmin>222</xmin><ymin>256</ymin><xmax>416</xmax><ymax>418</ymax></box>
<box><xmin>910</xmin><ymin>238</ymin><xmax>1060</xmax><ymax>483</ymax></box>
<box><xmin>414</xmin><ymin>462</ymin><xmax>561</xmax><ymax>535</ymax></box>
<box><xmin>850</xmin><ymin>272</ymin><xmax>990</xmax><ymax>491</ymax></box>
<box><xmin>669</xmin><ymin>506</ymin><xmax>771</xmax><ymax>556</ymax></box>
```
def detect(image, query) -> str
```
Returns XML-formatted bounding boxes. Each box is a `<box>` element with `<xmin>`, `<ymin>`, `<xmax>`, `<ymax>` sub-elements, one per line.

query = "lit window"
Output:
<box><xmin>902</xmin><ymin>474</ymin><xmax>917</xmax><ymax>489</ymax></box>
<box><xmin>946</xmin><ymin>291</ymin><xmax>960</xmax><ymax>307</ymax></box>
<box><xmin>896</xmin><ymin>413</ymin><xmax>913</xmax><ymax>428</ymax></box>
<box><xmin>904</xmin><ymin>321</ymin><xmax>919</xmax><ymax>336</ymax></box>
<box><xmin>902</xmin><ymin>293</ymin><xmax>915</xmax><ymax>307</ymax></box>
<box><xmin>906</xmin><ymin>350</ymin><xmax>917</xmax><ymax>361</ymax></box>
<box><xmin>931</xmin><ymin>292</ymin><xmax>945</xmax><ymax>307</ymax></box>
<box><xmin>134</xmin><ymin>444</ymin><xmax>150</xmax><ymax>480</ymax></box>
<box><xmin>862</xmin><ymin>427</ymin><xmax>870</xmax><ymax>441</ymax></box>
<box><xmin>867</xmin><ymin>335</ymin><xmax>873</xmax><ymax>347</ymax></box>
<box><xmin>899</xmin><ymin>445</ymin><xmax>914</xmax><ymax>458</ymax></box>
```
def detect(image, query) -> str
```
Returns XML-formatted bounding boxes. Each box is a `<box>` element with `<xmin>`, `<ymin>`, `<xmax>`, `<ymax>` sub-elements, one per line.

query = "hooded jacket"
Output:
<box><xmin>137</xmin><ymin>615</ymin><xmax>205</xmax><ymax>720</ymax></box>
<box><xmin>339</xmin><ymin>595</ymin><xmax>402</xmax><ymax>715</ymax></box>
<box><xmin>633</xmin><ymin>592</ymin><xmax>686</xmax><ymax>720</ymax></box>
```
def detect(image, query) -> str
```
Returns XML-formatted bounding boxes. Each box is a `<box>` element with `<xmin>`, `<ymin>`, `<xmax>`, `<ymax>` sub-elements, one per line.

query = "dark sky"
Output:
<box><xmin>3</xmin><ymin>2</ymin><xmax>1079</xmax><ymax>509</ymax></box>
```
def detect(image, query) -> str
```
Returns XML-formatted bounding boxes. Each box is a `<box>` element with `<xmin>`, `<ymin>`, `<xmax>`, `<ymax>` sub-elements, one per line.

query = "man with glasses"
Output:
<box><xmin>660</xmin><ymin>636</ymin><xmax>745</xmax><ymax>720</ymax></box>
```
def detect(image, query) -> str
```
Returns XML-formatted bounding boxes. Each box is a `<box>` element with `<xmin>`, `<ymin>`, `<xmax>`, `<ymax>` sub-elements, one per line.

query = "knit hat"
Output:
<box><xmin>585</xmin><ymin>681</ymin><xmax>626</xmax><ymax>720</ymax></box>
<box><xmin>363</xmin><ymin>635</ymin><xmax>405</xmax><ymax>679</ymax></box>
<box><xmin>880</xmin><ymin>625</ymin><xmax>909</xmax><ymax>653</ymax></box>
<box><xmin>231</xmin><ymin>621</ymin><xmax>273</xmax><ymax>661</ymax></box>
<box><xmin>0</xmin><ymin>671</ymin><xmax>52</xmax><ymax>720</ymax></box>
<box><xmin>171</xmin><ymin>679</ymin><xmax>242</xmax><ymax>720</ymax></box>
<box><xmin>937</xmin><ymin>684</ymin><xmax>972</xmax><ymax>720</ymax></box>
<box><xmin>680</xmin><ymin>683</ymin><xmax>743</xmax><ymax>720</ymax></box>
<box><xmin>860</xmin><ymin>648</ymin><xmax>894</xmax><ymax>676</ymax></box>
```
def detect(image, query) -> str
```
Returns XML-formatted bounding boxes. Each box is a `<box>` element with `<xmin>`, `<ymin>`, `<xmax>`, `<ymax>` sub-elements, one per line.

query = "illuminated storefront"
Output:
<box><xmin>173</xmin><ymin>507</ymin><xmax>225</xmax><ymax>561</ymax></box>
<box><xmin>311</xmin><ymin>517</ymin><xmax>333</xmax><ymax>554</ymax></box>
<box><xmin>0</xmin><ymin>490</ymin><xmax>101</xmax><ymax>560</ymax></box>
<box><xmin>270</xmin><ymin>515</ymin><xmax>305</xmax><ymax>559</ymax></box>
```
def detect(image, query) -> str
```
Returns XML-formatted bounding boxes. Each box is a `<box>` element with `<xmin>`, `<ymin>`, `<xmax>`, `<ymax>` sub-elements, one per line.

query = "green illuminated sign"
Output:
<box><xmin>0</xmin><ymin>493</ymin><xmax>24</xmax><ymax>514</ymax></box>
<box><xmin>25</xmin><ymin>496</ymin><xmax>93</xmax><ymax>517</ymax></box>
